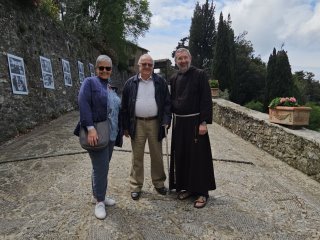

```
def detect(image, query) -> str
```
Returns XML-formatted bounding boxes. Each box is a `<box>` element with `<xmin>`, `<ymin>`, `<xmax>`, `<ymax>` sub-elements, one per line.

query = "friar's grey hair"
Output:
<box><xmin>174</xmin><ymin>48</ymin><xmax>191</xmax><ymax>60</ymax></box>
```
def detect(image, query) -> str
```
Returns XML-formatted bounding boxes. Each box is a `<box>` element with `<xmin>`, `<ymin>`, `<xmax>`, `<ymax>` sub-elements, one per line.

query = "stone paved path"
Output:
<box><xmin>1</xmin><ymin>111</ymin><xmax>320</xmax><ymax>239</ymax></box>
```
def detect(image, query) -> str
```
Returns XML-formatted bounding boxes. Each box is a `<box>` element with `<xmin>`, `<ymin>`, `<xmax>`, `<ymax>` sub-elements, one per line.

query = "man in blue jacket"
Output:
<box><xmin>121</xmin><ymin>54</ymin><xmax>171</xmax><ymax>200</ymax></box>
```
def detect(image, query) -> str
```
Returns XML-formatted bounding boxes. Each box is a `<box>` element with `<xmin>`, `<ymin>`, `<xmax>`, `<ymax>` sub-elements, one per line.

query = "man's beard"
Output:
<box><xmin>178</xmin><ymin>62</ymin><xmax>191</xmax><ymax>73</ymax></box>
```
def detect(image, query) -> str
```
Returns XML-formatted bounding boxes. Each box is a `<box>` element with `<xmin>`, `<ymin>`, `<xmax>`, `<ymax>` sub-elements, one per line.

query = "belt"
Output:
<box><xmin>136</xmin><ymin>116</ymin><xmax>158</xmax><ymax>121</ymax></box>
<box><xmin>174</xmin><ymin>113</ymin><xmax>200</xmax><ymax>117</ymax></box>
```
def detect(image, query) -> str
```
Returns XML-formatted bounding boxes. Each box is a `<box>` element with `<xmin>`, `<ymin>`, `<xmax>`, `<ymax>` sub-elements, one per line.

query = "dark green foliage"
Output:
<box><xmin>62</xmin><ymin>0</ymin><xmax>151</xmax><ymax>68</ymax></box>
<box><xmin>305</xmin><ymin>102</ymin><xmax>320</xmax><ymax>131</ymax></box>
<box><xmin>189</xmin><ymin>0</ymin><xmax>216</xmax><ymax>74</ymax></box>
<box><xmin>293</xmin><ymin>71</ymin><xmax>320</xmax><ymax>104</ymax></box>
<box><xmin>234</xmin><ymin>32</ymin><xmax>266</xmax><ymax>105</ymax></box>
<box><xmin>213</xmin><ymin>13</ymin><xmax>235</xmax><ymax>96</ymax></box>
<box><xmin>39</xmin><ymin>0</ymin><xmax>60</xmax><ymax>20</ymax></box>
<box><xmin>244</xmin><ymin>100</ymin><xmax>264</xmax><ymax>112</ymax></box>
<box><xmin>209</xmin><ymin>79</ymin><xmax>219</xmax><ymax>88</ymax></box>
<box><xmin>14</xmin><ymin>0</ymin><xmax>38</xmax><ymax>7</ymax></box>
<box><xmin>264</xmin><ymin>48</ymin><xmax>294</xmax><ymax>111</ymax></box>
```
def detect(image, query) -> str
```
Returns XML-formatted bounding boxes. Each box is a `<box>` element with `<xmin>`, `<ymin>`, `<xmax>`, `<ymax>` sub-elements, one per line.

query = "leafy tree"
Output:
<box><xmin>189</xmin><ymin>0</ymin><xmax>216</xmax><ymax>75</ymax></box>
<box><xmin>62</xmin><ymin>0</ymin><xmax>151</xmax><ymax>68</ymax></box>
<box><xmin>234</xmin><ymin>32</ymin><xmax>266</xmax><ymax>105</ymax></box>
<box><xmin>293</xmin><ymin>71</ymin><xmax>320</xmax><ymax>104</ymax></box>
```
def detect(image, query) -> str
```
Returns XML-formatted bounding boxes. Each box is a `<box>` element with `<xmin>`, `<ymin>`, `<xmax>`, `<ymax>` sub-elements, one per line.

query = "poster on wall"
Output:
<box><xmin>78</xmin><ymin>61</ymin><xmax>85</xmax><ymax>83</ymax></box>
<box><xmin>40</xmin><ymin>56</ymin><xmax>55</xmax><ymax>89</ymax></box>
<box><xmin>89</xmin><ymin>63</ymin><xmax>95</xmax><ymax>77</ymax></box>
<box><xmin>62</xmin><ymin>59</ymin><xmax>72</xmax><ymax>86</ymax></box>
<box><xmin>7</xmin><ymin>53</ymin><xmax>28</xmax><ymax>95</ymax></box>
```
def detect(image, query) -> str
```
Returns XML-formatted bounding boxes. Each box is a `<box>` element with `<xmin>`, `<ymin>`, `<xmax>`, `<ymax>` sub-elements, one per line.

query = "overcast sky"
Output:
<box><xmin>137</xmin><ymin>0</ymin><xmax>320</xmax><ymax>80</ymax></box>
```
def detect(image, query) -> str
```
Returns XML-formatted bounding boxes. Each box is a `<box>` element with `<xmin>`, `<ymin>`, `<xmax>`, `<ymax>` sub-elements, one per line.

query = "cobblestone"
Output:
<box><xmin>0</xmin><ymin>111</ymin><xmax>320</xmax><ymax>239</ymax></box>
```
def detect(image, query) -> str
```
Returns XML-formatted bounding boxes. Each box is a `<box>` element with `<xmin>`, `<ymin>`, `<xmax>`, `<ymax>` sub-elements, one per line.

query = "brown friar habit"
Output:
<box><xmin>169</xmin><ymin>66</ymin><xmax>216</xmax><ymax>194</ymax></box>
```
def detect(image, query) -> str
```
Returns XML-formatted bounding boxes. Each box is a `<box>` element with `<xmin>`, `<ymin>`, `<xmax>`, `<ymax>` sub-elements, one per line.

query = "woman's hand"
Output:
<box><xmin>87</xmin><ymin>128</ymin><xmax>98</xmax><ymax>146</ymax></box>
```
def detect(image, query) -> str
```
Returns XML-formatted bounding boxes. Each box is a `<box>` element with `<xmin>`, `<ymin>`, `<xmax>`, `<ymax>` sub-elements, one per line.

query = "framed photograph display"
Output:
<box><xmin>40</xmin><ymin>56</ymin><xmax>55</xmax><ymax>89</ymax></box>
<box><xmin>62</xmin><ymin>59</ymin><xmax>72</xmax><ymax>86</ymax></box>
<box><xmin>7</xmin><ymin>53</ymin><xmax>28</xmax><ymax>95</ymax></box>
<box><xmin>89</xmin><ymin>63</ymin><xmax>95</xmax><ymax>77</ymax></box>
<box><xmin>78</xmin><ymin>61</ymin><xmax>85</xmax><ymax>83</ymax></box>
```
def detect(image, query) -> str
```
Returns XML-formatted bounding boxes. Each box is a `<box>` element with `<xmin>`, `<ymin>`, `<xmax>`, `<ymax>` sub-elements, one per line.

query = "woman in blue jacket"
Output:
<box><xmin>75</xmin><ymin>55</ymin><xmax>121</xmax><ymax>219</ymax></box>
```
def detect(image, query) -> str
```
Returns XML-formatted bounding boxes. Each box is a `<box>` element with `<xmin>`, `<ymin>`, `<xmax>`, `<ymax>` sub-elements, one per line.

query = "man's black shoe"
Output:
<box><xmin>155</xmin><ymin>187</ymin><xmax>167</xmax><ymax>195</ymax></box>
<box><xmin>131</xmin><ymin>192</ymin><xmax>141</xmax><ymax>200</ymax></box>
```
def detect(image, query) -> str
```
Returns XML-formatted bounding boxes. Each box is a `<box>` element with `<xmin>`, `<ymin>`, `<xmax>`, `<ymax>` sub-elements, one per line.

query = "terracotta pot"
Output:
<box><xmin>268</xmin><ymin>106</ymin><xmax>311</xmax><ymax>126</ymax></box>
<box><xmin>211</xmin><ymin>88</ymin><xmax>219</xmax><ymax>97</ymax></box>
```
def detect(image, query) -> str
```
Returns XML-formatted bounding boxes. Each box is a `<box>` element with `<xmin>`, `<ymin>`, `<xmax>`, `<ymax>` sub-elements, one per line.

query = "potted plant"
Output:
<box><xmin>209</xmin><ymin>79</ymin><xmax>219</xmax><ymax>97</ymax></box>
<box><xmin>268</xmin><ymin>97</ymin><xmax>311</xmax><ymax>126</ymax></box>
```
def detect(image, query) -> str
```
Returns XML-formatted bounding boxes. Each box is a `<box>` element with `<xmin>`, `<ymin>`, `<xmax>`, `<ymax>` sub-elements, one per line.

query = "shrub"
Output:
<box><xmin>39</xmin><ymin>0</ymin><xmax>60</xmax><ymax>21</ymax></box>
<box><xmin>244</xmin><ymin>100</ymin><xmax>264</xmax><ymax>112</ymax></box>
<box><xmin>209</xmin><ymin>79</ymin><xmax>219</xmax><ymax>88</ymax></box>
<box><xmin>219</xmin><ymin>89</ymin><xmax>229</xmax><ymax>100</ymax></box>
<box><xmin>305</xmin><ymin>102</ymin><xmax>320</xmax><ymax>131</ymax></box>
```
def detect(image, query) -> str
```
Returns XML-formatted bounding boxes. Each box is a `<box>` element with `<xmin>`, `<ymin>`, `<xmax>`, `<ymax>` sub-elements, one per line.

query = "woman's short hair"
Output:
<box><xmin>95</xmin><ymin>55</ymin><xmax>112</xmax><ymax>67</ymax></box>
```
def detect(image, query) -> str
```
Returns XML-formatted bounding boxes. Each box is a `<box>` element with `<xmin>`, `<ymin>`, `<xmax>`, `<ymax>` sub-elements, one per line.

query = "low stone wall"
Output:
<box><xmin>213</xmin><ymin>98</ymin><xmax>320</xmax><ymax>182</ymax></box>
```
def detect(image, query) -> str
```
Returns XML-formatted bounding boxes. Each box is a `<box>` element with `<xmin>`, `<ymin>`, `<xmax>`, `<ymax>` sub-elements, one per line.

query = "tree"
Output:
<box><xmin>234</xmin><ymin>32</ymin><xmax>266</xmax><ymax>105</ymax></box>
<box><xmin>264</xmin><ymin>48</ymin><xmax>294</xmax><ymax>110</ymax></box>
<box><xmin>171</xmin><ymin>37</ymin><xmax>189</xmax><ymax>59</ymax></box>
<box><xmin>188</xmin><ymin>0</ymin><xmax>216</xmax><ymax>75</ymax></box>
<box><xmin>213</xmin><ymin>12</ymin><xmax>235</xmax><ymax>96</ymax></box>
<box><xmin>62</xmin><ymin>0</ymin><xmax>151</xmax><ymax>68</ymax></box>
<box><xmin>293</xmin><ymin>71</ymin><xmax>320</xmax><ymax>104</ymax></box>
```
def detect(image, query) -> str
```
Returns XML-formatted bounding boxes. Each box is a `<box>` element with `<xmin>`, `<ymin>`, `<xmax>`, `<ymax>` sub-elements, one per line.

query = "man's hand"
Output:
<box><xmin>124</xmin><ymin>130</ymin><xmax>130</xmax><ymax>138</ymax></box>
<box><xmin>199</xmin><ymin>124</ymin><xmax>207</xmax><ymax>135</ymax></box>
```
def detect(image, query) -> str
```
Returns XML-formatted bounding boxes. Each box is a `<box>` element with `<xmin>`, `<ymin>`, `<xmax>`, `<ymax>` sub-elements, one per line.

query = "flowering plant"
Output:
<box><xmin>268</xmin><ymin>97</ymin><xmax>299</xmax><ymax>109</ymax></box>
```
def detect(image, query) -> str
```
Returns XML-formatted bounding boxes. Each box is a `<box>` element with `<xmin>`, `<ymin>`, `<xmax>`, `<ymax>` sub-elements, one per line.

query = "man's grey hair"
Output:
<box><xmin>138</xmin><ymin>54</ymin><xmax>154</xmax><ymax>66</ymax></box>
<box><xmin>174</xmin><ymin>48</ymin><xmax>191</xmax><ymax>60</ymax></box>
<box><xmin>95</xmin><ymin>55</ymin><xmax>112</xmax><ymax>67</ymax></box>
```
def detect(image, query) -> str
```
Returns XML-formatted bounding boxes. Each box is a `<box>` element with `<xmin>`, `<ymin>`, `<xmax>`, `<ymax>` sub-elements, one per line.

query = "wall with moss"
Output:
<box><xmin>0</xmin><ymin>1</ymin><xmax>127</xmax><ymax>144</ymax></box>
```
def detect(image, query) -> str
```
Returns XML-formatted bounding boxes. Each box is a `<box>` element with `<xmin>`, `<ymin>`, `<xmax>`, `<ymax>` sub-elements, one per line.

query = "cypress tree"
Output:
<box><xmin>264</xmin><ymin>48</ymin><xmax>277</xmax><ymax>110</ymax></box>
<box><xmin>264</xmin><ymin>48</ymin><xmax>293</xmax><ymax>110</ymax></box>
<box><xmin>189</xmin><ymin>0</ymin><xmax>216</xmax><ymax>75</ymax></box>
<box><xmin>275</xmin><ymin>50</ymin><xmax>293</xmax><ymax>96</ymax></box>
<box><xmin>213</xmin><ymin>12</ymin><xmax>235</xmax><ymax>93</ymax></box>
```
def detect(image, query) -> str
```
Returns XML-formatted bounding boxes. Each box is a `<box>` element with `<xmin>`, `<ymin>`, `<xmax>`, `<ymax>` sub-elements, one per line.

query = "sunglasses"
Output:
<box><xmin>140</xmin><ymin>63</ymin><xmax>153</xmax><ymax>67</ymax></box>
<box><xmin>98</xmin><ymin>66</ymin><xmax>112</xmax><ymax>71</ymax></box>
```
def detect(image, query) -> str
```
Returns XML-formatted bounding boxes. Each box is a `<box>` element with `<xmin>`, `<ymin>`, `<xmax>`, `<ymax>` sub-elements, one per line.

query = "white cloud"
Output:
<box><xmin>138</xmin><ymin>0</ymin><xmax>320</xmax><ymax>80</ymax></box>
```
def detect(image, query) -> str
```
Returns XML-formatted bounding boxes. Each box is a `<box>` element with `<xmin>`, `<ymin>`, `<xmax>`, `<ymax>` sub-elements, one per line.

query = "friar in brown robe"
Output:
<box><xmin>169</xmin><ymin>48</ymin><xmax>216</xmax><ymax>208</ymax></box>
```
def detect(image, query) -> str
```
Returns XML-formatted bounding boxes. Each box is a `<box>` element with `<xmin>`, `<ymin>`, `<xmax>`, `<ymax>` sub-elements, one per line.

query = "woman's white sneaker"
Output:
<box><xmin>95</xmin><ymin>202</ymin><xmax>106</xmax><ymax>219</ymax></box>
<box><xmin>91</xmin><ymin>196</ymin><xmax>116</xmax><ymax>206</ymax></box>
<box><xmin>104</xmin><ymin>197</ymin><xmax>116</xmax><ymax>206</ymax></box>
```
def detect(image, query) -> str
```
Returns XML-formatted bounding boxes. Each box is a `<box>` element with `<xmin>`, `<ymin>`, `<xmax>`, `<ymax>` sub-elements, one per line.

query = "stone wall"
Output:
<box><xmin>0</xmin><ymin>1</ymin><xmax>127</xmax><ymax>144</ymax></box>
<box><xmin>213</xmin><ymin>98</ymin><xmax>320</xmax><ymax>182</ymax></box>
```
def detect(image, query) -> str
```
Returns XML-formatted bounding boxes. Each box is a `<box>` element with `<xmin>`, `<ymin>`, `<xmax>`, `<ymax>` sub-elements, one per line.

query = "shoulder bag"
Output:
<box><xmin>79</xmin><ymin>120</ymin><xmax>109</xmax><ymax>151</ymax></box>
